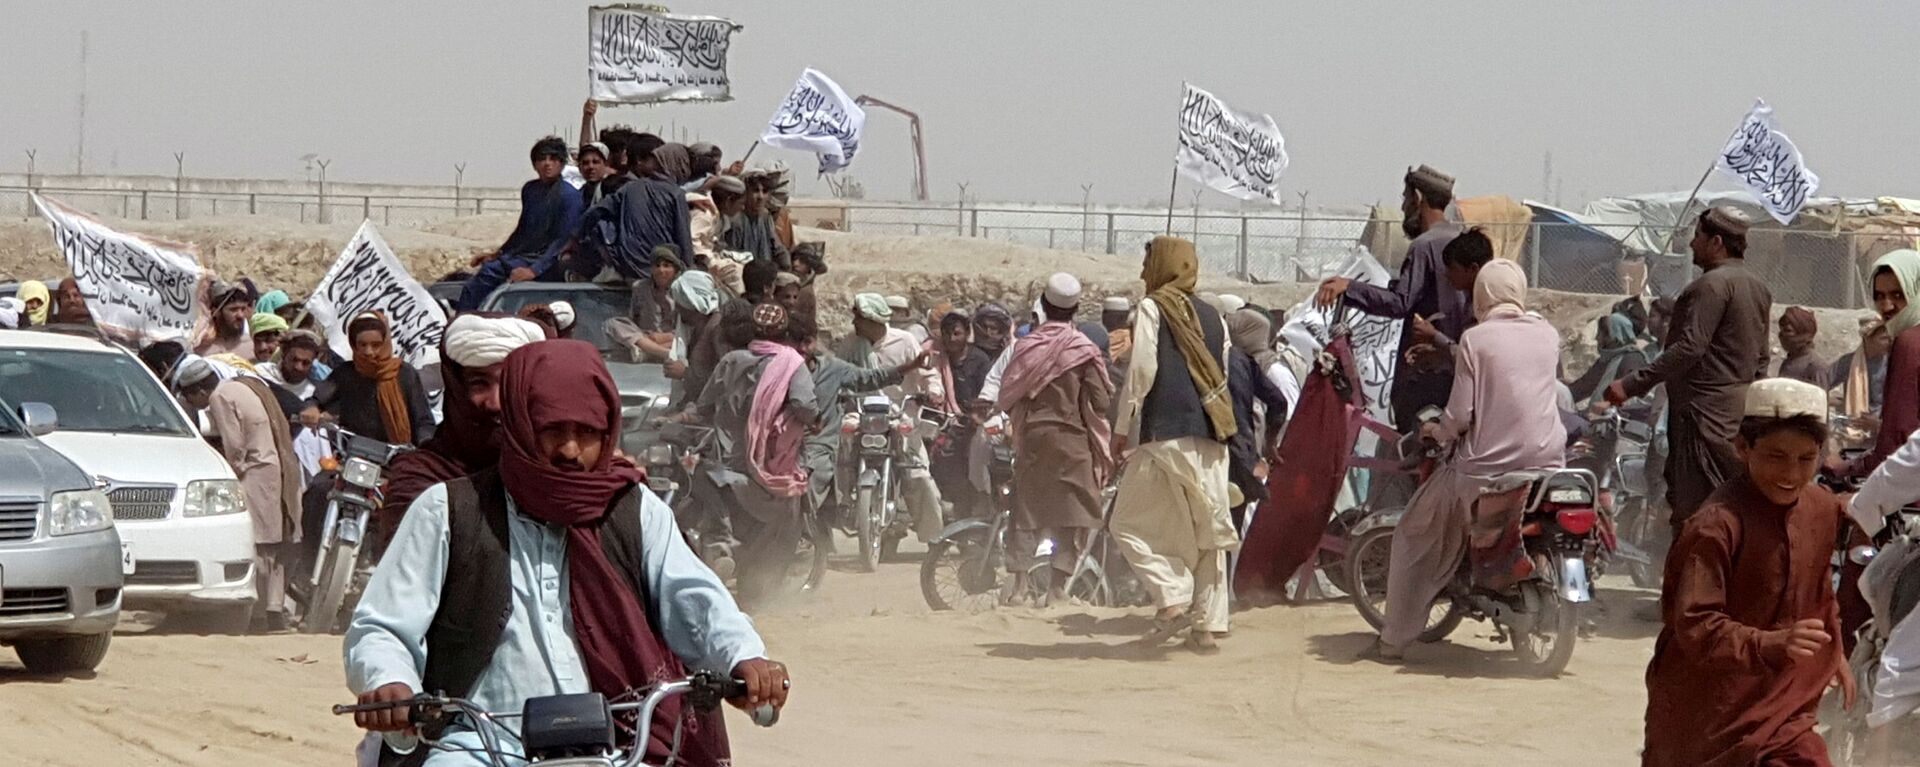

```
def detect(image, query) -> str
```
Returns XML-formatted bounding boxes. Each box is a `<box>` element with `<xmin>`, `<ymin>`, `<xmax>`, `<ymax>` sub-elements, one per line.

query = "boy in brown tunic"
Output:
<box><xmin>1643</xmin><ymin>378</ymin><xmax>1854</xmax><ymax>766</ymax></box>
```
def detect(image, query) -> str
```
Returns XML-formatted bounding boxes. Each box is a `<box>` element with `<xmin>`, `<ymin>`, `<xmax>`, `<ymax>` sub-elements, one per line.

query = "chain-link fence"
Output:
<box><xmin>5</xmin><ymin>180</ymin><xmax>1907</xmax><ymax>310</ymax></box>
<box><xmin>0</xmin><ymin>183</ymin><xmax>519</xmax><ymax>229</ymax></box>
<box><xmin>844</xmin><ymin>202</ymin><xmax>1909</xmax><ymax>309</ymax></box>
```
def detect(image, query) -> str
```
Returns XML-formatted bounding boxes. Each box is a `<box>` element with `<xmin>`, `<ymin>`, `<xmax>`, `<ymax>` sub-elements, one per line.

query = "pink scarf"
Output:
<box><xmin>996</xmin><ymin>321</ymin><xmax>1116</xmax><ymax>483</ymax></box>
<box><xmin>926</xmin><ymin>338</ymin><xmax>959</xmax><ymax>413</ymax></box>
<box><xmin>746</xmin><ymin>340</ymin><xmax>809</xmax><ymax>497</ymax></box>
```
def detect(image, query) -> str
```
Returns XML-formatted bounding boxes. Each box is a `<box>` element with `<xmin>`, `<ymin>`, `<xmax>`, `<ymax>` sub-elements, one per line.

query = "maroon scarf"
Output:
<box><xmin>495</xmin><ymin>340</ymin><xmax>729</xmax><ymax>765</ymax></box>
<box><xmin>381</xmin><ymin>313</ymin><xmax>553</xmax><ymax>539</ymax></box>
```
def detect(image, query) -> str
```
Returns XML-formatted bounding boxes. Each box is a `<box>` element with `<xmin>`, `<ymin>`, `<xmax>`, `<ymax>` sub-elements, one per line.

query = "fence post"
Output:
<box><xmin>248</xmin><ymin>193</ymin><xmax>257</xmax><ymax>215</ymax></box>
<box><xmin>477</xmin><ymin>198</ymin><xmax>485</xmax><ymax>215</ymax></box>
<box><xmin>1237</xmin><ymin>216</ymin><xmax>1250</xmax><ymax>279</ymax></box>
<box><xmin>363</xmin><ymin>195</ymin><xmax>372</xmax><ymax>222</ymax></box>
<box><xmin>1105</xmin><ymin>213</ymin><xmax>1117</xmax><ymax>254</ymax></box>
<box><xmin>212</xmin><ymin>199</ymin><xmax>219</xmax><ymax>217</ymax></box>
<box><xmin>1527</xmin><ymin>222</ymin><xmax>1542</xmax><ymax>287</ymax></box>
<box><xmin>140</xmin><ymin>191</ymin><xmax>149</xmax><ymax>220</ymax></box>
<box><xmin>1048</xmin><ymin>229</ymin><xmax>1056</xmax><ymax>249</ymax></box>
<box><xmin>969</xmin><ymin>209</ymin><xmax>979</xmax><ymax>238</ymax></box>
<box><xmin>384</xmin><ymin>206</ymin><xmax>391</xmax><ymax>226</ymax></box>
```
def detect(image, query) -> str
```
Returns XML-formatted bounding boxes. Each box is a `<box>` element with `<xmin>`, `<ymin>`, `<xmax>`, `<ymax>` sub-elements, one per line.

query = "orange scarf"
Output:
<box><xmin>353</xmin><ymin>340</ymin><xmax>411</xmax><ymax>445</ymax></box>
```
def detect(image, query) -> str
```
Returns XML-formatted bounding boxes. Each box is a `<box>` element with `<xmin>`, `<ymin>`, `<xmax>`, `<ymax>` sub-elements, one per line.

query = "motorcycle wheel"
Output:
<box><xmin>302</xmin><ymin>540</ymin><xmax>359</xmax><ymax>635</ymax></box>
<box><xmin>1621</xmin><ymin>499</ymin><xmax>1662</xmax><ymax>589</ymax></box>
<box><xmin>1344</xmin><ymin>525</ymin><xmax>1464</xmax><ymax>643</ymax></box>
<box><xmin>1317</xmin><ymin>507</ymin><xmax>1366</xmax><ymax>597</ymax></box>
<box><xmin>855</xmin><ymin>486</ymin><xmax>882</xmax><ymax>573</ymax></box>
<box><xmin>1511</xmin><ymin>577</ymin><xmax>1581</xmax><ymax>677</ymax></box>
<box><xmin>920</xmin><ymin>528</ymin><xmax>1001</xmax><ymax>612</ymax></box>
<box><xmin>787</xmin><ymin>519</ymin><xmax>829</xmax><ymax>594</ymax></box>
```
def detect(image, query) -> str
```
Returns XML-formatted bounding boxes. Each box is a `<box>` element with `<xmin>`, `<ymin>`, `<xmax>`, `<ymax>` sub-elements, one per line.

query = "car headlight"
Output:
<box><xmin>49</xmin><ymin>489</ymin><xmax>114</xmax><ymax>536</ymax></box>
<box><xmin>182</xmin><ymin>479</ymin><xmax>245</xmax><ymax>517</ymax></box>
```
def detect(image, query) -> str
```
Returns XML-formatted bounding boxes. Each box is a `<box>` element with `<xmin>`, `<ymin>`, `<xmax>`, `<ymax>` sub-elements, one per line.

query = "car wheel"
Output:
<box><xmin>14</xmin><ymin>632</ymin><xmax>112</xmax><ymax>674</ymax></box>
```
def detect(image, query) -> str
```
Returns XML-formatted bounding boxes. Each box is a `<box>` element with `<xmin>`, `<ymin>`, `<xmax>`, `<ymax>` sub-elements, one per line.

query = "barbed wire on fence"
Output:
<box><xmin>3</xmin><ymin>182</ymin><xmax>1902</xmax><ymax>310</ymax></box>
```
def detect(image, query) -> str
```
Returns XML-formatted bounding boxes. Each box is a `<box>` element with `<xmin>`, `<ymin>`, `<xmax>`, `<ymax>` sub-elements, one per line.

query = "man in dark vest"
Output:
<box><xmin>1109</xmin><ymin>236</ymin><xmax>1239</xmax><ymax>654</ymax></box>
<box><xmin>344</xmin><ymin>340</ymin><xmax>788</xmax><ymax>766</ymax></box>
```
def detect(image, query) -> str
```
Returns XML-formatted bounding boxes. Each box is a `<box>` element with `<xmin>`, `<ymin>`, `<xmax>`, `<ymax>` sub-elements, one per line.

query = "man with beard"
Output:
<box><xmin>260</xmin><ymin>330</ymin><xmax>326</xmax><ymax>401</ymax></box>
<box><xmin>997</xmin><ymin>274</ymin><xmax>1115</xmax><ymax>606</ymax></box>
<box><xmin>1313</xmin><ymin>165</ymin><xmax>1466</xmax><ymax>429</ymax></box>
<box><xmin>379</xmin><ymin>314</ymin><xmax>549</xmax><ymax>543</ymax></box>
<box><xmin>52</xmin><ymin>276</ymin><xmax>92</xmax><ymax>326</ymax></box>
<box><xmin>347</xmin><ymin>340</ymin><xmax>787</xmax><ymax>767</ymax></box>
<box><xmin>171</xmin><ymin>356</ymin><xmax>301</xmax><ymax>632</ymax></box>
<box><xmin>1607</xmin><ymin>207</ymin><xmax>1771</xmax><ymax>535</ymax></box>
<box><xmin>198</xmin><ymin>282</ymin><xmax>260</xmax><ymax>361</ymax></box>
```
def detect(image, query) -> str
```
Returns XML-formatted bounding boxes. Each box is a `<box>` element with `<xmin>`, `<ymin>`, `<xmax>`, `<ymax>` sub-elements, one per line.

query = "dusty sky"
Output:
<box><xmin>6</xmin><ymin>1</ymin><xmax>1917</xmax><ymax>208</ymax></box>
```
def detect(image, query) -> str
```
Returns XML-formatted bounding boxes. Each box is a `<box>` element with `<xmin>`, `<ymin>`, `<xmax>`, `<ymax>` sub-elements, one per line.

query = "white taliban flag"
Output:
<box><xmin>1175</xmin><ymin>83</ymin><xmax>1289</xmax><ymax>204</ymax></box>
<box><xmin>760</xmin><ymin>68</ymin><xmax>867</xmax><ymax>174</ymax></box>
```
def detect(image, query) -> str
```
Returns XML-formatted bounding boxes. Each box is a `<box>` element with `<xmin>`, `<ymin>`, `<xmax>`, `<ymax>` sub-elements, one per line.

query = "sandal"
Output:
<box><xmin>1139</xmin><ymin>610</ymin><xmax>1192</xmax><ymax>646</ymax></box>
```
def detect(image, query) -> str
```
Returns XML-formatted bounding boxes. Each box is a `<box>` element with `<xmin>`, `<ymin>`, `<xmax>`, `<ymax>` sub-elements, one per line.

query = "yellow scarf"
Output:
<box><xmin>1143</xmin><ymin>236</ymin><xmax>1236</xmax><ymax>441</ymax></box>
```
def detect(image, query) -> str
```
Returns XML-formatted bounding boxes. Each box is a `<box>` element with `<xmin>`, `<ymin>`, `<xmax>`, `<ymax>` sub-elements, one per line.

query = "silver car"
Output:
<box><xmin>0</xmin><ymin>401</ymin><xmax>122</xmax><ymax>674</ymax></box>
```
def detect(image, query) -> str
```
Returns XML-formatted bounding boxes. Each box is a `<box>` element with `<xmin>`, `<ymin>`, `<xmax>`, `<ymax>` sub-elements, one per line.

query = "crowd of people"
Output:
<box><xmin>17</xmin><ymin>134</ymin><xmax>1920</xmax><ymax>765</ymax></box>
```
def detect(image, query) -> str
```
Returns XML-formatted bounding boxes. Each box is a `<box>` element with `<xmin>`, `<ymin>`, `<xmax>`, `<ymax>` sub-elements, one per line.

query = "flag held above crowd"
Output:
<box><xmin>30</xmin><ymin>193</ymin><xmax>209</xmax><ymax>347</ymax></box>
<box><xmin>760</xmin><ymin>67</ymin><xmax>867</xmax><ymax>175</ymax></box>
<box><xmin>587</xmin><ymin>6</ymin><xmax>740</xmax><ymax>104</ymax></box>
<box><xmin>1175</xmin><ymin>83</ymin><xmax>1290</xmax><ymax>205</ymax></box>
<box><xmin>1714</xmin><ymin>98</ymin><xmax>1819</xmax><ymax>224</ymax></box>
<box><xmin>303</xmin><ymin>221</ymin><xmax>445</xmax><ymax>368</ymax></box>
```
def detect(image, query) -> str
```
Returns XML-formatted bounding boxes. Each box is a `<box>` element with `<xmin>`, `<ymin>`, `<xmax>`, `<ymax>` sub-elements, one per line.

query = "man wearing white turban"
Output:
<box><xmin>381</xmin><ymin>314</ymin><xmax>549</xmax><ymax>542</ymax></box>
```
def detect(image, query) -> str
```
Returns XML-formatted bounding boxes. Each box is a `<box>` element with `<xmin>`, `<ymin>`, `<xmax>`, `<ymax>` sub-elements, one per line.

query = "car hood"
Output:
<box><xmin>0</xmin><ymin>437</ymin><xmax>93</xmax><ymax>497</ymax></box>
<box><xmin>38</xmin><ymin>431</ymin><xmax>237</xmax><ymax>486</ymax></box>
<box><xmin>608</xmin><ymin>361</ymin><xmax>670</xmax><ymax>404</ymax></box>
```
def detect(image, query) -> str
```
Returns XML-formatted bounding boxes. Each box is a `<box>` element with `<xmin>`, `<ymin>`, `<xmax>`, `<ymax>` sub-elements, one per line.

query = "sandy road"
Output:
<box><xmin>0</xmin><ymin>551</ymin><xmax>1659</xmax><ymax>766</ymax></box>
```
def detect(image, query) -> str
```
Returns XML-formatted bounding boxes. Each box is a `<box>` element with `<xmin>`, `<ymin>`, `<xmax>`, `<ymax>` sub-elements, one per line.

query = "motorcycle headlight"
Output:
<box><xmin>49</xmin><ymin>489</ymin><xmax>114</xmax><ymax>536</ymax></box>
<box><xmin>183</xmin><ymin>479</ymin><xmax>245</xmax><ymax>517</ymax></box>
<box><xmin>342</xmin><ymin>457</ymin><xmax>384</xmax><ymax>489</ymax></box>
<box><xmin>861</xmin><ymin>414</ymin><xmax>891</xmax><ymax>434</ymax></box>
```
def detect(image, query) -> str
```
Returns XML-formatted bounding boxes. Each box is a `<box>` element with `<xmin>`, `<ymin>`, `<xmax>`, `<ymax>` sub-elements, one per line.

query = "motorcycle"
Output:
<box><xmin>1825</xmin><ymin>505</ymin><xmax>1920</xmax><ymax>764</ymax></box>
<box><xmin>332</xmin><ymin>671</ymin><xmax>777</xmax><ymax>767</ymax></box>
<box><xmin>1345</xmin><ymin>410</ymin><xmax>1602</xmax><ymax>676</ymax></box>
<box><xmin>298</xmin><ymin>427</ymin><xmax>410</xmax><ymax>635</ymax></box>
<box><xmin>665</xmin><ymin>420</ymin><xmax>828</xmax><ymax>596</ymax></box>
<box><xmin>839</xmin><ymin>394</ymin><xmax>944</xmax><ymax>572</ymax></box>
<box><xmin>1580</xmin><ymin>407</ymin><xmax>1660</xmax><ymax>587</ymax></box>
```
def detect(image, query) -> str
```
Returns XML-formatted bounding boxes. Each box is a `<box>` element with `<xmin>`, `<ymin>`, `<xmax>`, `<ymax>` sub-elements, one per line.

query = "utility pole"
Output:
<box><xmin>454</xmin><ymin>162</ymin><xmax>467</xmax><ymax>215</ymax></box>
<box><xmin>1296</xmin><ymin>190</ymin><xmax>1309</xmax><ymax>261</ymax></box>
<box><xmin>1081</xmin><ymin>182</ymin><xmax>1094</xmax><ymax>251</ymax></box>
<box><xmin>956</xmin><ymin>182</ymin><xmax>970</xmax><ymax>236</ymax></box>
<box><xmin>75</xmin><ymin>31</ymin><xmax>88</xmax><ymax>175</ymax></box>
<box><xmin>316</xmin><ymin>159</ymin><xmax>331</xmax><ymax>224</ymax></box>
<box><xmin>24</xmin><ymin>149</ymin><xmax>36</xmax><ymax>187</ymax></box>
<box><xmin>173</xmin><ymin>152</ymin><xmax>185</xmax><ymax>220</ymax></box>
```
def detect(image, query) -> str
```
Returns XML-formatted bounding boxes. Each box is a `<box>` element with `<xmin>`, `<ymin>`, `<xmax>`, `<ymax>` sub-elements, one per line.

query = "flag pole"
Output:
<box><xmin>1661</xmin><ymin>160</ymin><xmax>1718</xmax><ymax>253</ymax></box>
<box><xmin>1167</xmin><ymin>81</ymin><xmax>1186</xmax><ymax>235</ymax></box>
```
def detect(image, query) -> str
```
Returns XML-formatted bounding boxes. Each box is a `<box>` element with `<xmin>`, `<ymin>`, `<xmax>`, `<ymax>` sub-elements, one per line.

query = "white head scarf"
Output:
<box><xmin>1472</xmin><ymin>259</ymin><xmax>1528</xmax><ymax>321</ymax></box>
<box><xmin>0</xmin><ymin>297</ymin><xmax>20</xmax><ymax>329</ymax></box>
<box><xmin>443</xmin><ymin>314</ymin><xmax>547</xmax><ymax>368</ymax></box>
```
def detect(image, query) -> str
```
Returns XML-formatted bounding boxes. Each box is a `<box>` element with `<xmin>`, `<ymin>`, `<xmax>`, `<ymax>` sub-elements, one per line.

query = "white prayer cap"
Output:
<box><xmin>1744</xmin><ymin>378</ymin><xmax>1827</xmax><ymax>419</ymax></box>
<box><xmin>549</xmin><ymin>301</ymin><xmax>576</xmax><ymax>330</ymax></box>
<box><xmin>1218</xmin><ymin>294</ymin><xmax>1247</xmax><ymax>313</ymax></box>
<box><xmin>1197</xmin><ymin>292</ymin><xmax>1225</xmax><ymax>311</ymax></box>
<box><xmin>1043</xmin><ymin>272</ymin><xmax>1082</xmax><ymax>310</ymax></box>
<box><xmin>885</xmin><ymin>295</ymin><xmax>910</xmax><ymax>312</ymax></box>
<box><xmin>854</xmin><ymin>293</ymin><xmax>892</xmax><ymax>322</ymax></box>
<box><xmin>170</xmin><ymin>354</ymin><xmax>216</xmax><ymax>390</ymax></box>
<box><xmin>1101</xmin><ymin>296</ymin><xmax>1132</xmax><ymax>313</ymax></box>
<box><xmin>444</xmin><ymin>314</ymin><xmax>547</xmax><ymax>368</ymax></box>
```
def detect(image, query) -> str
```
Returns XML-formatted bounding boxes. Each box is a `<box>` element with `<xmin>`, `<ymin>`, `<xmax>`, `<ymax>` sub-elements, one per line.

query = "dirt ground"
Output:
<box><xmin>0</xmin><ymin>537</ymin><xmax>1665</xmax><ymax>766</ymax></box>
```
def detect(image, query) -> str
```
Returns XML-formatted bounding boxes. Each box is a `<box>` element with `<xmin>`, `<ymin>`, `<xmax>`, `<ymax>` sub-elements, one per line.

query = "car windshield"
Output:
<box><xmin>0</xmin><ymin>347</ymin><xmax>194</xmax><ymax>436</ymax></box>
<box><xmin>484</xmin><ymin>288</ymin><xmax>632</xmax><ymax>355</ymax></box>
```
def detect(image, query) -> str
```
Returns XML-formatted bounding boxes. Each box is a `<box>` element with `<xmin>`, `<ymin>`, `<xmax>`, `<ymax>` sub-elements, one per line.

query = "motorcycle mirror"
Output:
<box><xmin>1849</xmin><ymin>545</ymin><xmax>1878</xmax><ymax>567</ymax></box>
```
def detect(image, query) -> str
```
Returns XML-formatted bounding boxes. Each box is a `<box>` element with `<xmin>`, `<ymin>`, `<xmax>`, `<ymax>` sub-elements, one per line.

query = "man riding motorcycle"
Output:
<box><xmin>1373</xmin><ymin>257</ymin><xmax>1567</xmax><ymax>662</ymax></box>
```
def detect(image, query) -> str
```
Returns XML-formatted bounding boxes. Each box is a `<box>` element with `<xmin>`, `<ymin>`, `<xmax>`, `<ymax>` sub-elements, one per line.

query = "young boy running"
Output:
<box><xmin>1643</xmin><ymin>377</ymin><xmax>1854</xmax><ymax>766</ymax></box>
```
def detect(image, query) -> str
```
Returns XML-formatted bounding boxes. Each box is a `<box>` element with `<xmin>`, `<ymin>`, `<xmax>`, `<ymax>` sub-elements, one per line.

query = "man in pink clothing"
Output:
<box><xmin>1374</xmin><ymin>246</ymin><xmax>1567</xmax><ymax>662</ymax></box>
